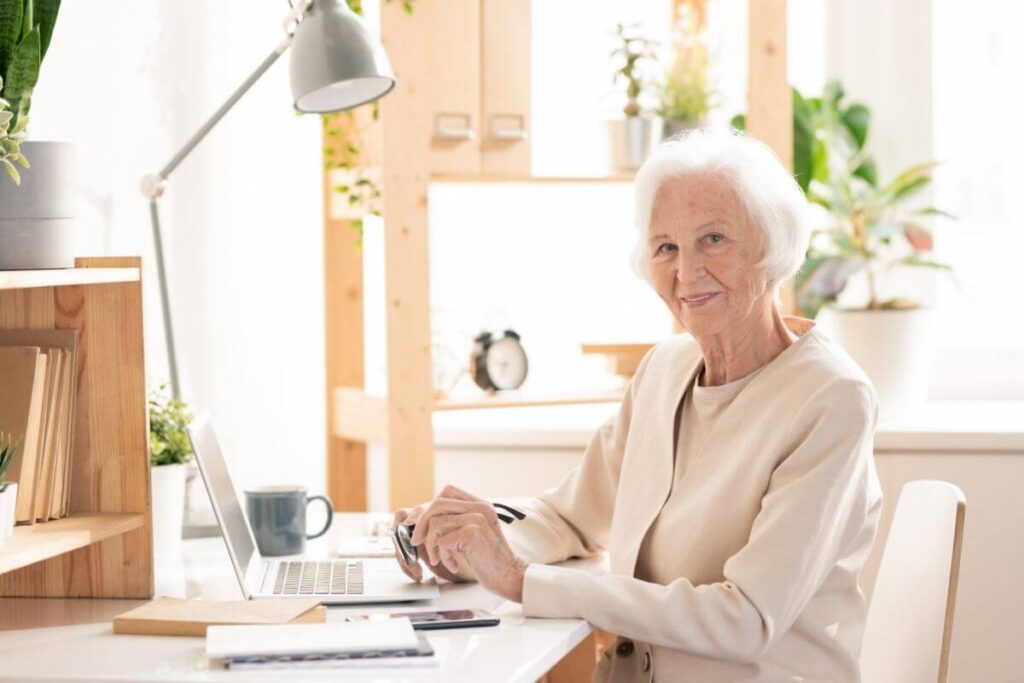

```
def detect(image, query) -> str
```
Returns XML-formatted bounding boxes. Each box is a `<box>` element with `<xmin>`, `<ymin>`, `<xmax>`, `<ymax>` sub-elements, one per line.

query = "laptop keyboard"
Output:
<box><xmin>272</xmin><ymin>560</ymin><xmax>364</xmax><ymax>595</ymax></box>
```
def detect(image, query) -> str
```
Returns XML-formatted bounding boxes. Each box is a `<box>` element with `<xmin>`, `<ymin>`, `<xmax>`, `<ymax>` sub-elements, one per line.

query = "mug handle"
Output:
<box><xmin>306</xmin><ymin>495</ymin><xmax>334</xmax><ymax>540</ymax></box>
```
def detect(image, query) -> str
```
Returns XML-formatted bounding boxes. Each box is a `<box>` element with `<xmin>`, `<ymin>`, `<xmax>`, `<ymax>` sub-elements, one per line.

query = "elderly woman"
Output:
<box><xmin>394</xmin><ymin>129</ymin><xmax>882</xmax><ymax>682</ymax></box>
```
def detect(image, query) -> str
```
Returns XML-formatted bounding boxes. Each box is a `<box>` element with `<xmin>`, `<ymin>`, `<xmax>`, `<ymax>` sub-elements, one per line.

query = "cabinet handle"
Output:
<box><xmin>435</xmin><ymin>112</ymin><xmax>475</xmax><ymax>140</ymax></box>
<box><xmin>489</xmin><ymin>113</ymin><xmax>528</xmax><ymax>141</ymax></box>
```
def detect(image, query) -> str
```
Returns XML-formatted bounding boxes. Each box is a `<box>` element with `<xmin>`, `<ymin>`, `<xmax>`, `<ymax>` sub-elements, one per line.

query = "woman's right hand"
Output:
<box><xmin>393</xmin><ymin>502</ymin><xmax>478</xmax><ymax>584</ymax></box>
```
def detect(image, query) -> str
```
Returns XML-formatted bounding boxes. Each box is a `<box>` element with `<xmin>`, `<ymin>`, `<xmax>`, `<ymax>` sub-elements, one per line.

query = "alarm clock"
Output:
<box><xmin>470</xmin><ymin>330</ymin><xmax>528</xmax><ymax>392</ymax></box>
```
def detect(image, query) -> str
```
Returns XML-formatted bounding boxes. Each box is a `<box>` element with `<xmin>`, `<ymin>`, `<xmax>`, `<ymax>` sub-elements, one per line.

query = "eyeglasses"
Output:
<box><xmin>392</xmin><ymin>502</ymin><xmax>526</xmax><ymax>565</ymax></box>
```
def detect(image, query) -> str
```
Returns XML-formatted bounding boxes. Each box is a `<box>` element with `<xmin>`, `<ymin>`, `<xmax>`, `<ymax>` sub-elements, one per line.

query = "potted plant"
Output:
<box><xmin>606</xmin><ymin>22</ymin><xmax>661</xmax><ymax>172</ymax></box>
<box><xmin>793</xmin><ymin>84</ymin><xmax>954</xmax><ymax>419</ymax></box>
<box><xmin>149</xmin><ymin>385</ymin><xmax>193</xmax><ymax>551</ymax></box>
<box><xmin>657</xmin><ymin>7</ymin><xmax>713</xmax><ymax>139</ymax></box>
<box><xmin>0</xmin><ymin>0</ymin><xmax>77</xmax><ymax>270</ymax></box>
<box><xmin>0</xmin><ymin>431</ymin><xmax>21</xmax><ymax>542</ymax></box>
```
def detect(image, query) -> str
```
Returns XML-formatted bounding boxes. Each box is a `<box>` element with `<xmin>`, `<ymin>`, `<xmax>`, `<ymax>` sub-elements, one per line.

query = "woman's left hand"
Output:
<box><xmin>410</xmin><ymin>485</ymin><xmax>529</xmax><ymax>603</ymax></box>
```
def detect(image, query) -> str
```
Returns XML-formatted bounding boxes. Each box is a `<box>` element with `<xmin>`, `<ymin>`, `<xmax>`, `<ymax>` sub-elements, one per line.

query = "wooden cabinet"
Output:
<box><xmin>428</xmin><ymin>0</ymin><xmax>531</xmax><ymax>177</ymax></box>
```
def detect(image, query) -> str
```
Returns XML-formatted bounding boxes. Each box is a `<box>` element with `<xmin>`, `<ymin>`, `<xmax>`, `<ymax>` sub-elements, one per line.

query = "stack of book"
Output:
<box><xmin>206</xmin><ymin>618</ymin><xmax>438</xmax><ymax>671</ymax></box>
<box><xmin>0</xmin><ymin>330</ymin><xmax>78</xmax><ymax>524</ymax></box>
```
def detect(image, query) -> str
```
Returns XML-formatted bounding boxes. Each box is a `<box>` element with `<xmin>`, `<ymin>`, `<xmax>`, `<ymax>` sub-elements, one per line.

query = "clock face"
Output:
<box><xmin>484</xmin><ymin>337</ymin><xmax>528</xmax><ymax>390</ymax></box>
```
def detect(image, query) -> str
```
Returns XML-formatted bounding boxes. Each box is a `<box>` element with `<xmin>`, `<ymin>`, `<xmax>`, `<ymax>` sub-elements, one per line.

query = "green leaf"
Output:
<box><xmin>11</xmin><ymin>111</ymin><xmax>27</xmax><ymax>133</ymax></box>
<box><xmin>0</xmin><ymin>110</ymin><xmax>10</xmax><ymax>127</ymax></box>
<box><xmin>792</xmin><ymin>88</ymin><xmax>814</xmax><ymax>194</ymax></box>
<box><xmin>13</xmin><ymin>151</ymin><xmax>28</xmax><ymax>168</ymax></box>
<box><xmin>889</xmin><ymin>174</ymin><xmax>930</xmax><ymax>203</ymax></box>
<box><xmin>4</xmin><ymin>25</ymin><xmax>40</xmax><ymax>110</ymax></box>
<box><xmin>0</xmin><ymin>0</ymin><xmax>22</xmax><ymax>80</ymax></box>
<box><xmin>840</xmin><ymin>103</ymin><xmax>870</xmax><ymax>150</ymax></box>
<box><xmin>729</xmin><ymin>113</ymin><xmax>745</xmax><ymax>132</ymax></box>
<box><xmin>880</xmin><ymin>161</ymin><xmax>937</xmax><ymax>201</ymax></box>
<box><xmin>900</xmin><ymin>255</ymin><xmax>953</xmax><ymax>270</ymax></box>
<box><xmin>2</xmin><ymin>157</ymin><xmax>20</xmax><ymax>184</ymax></box>
<box><xmin>913</xmin><ymin>206</ymin><xmax>957</xmax><ymax>220</ymax></box>
<box><xmin>852</xmin><ymin>157</ymin><xmax>877</xmax><ymax>187</ymax></box>
<box><xmin>333</xmin><ymin>184</ymin><xmax>350</xmax><ymax>193</ymax></box>
<box><xmin>35</xmin><ymin>0</ymin><xmax>61</xmax><ymax>62</ymax></box>
<box><xmin>21</xmin><ymin>0</ymin><xmax>33</xmax><ymax>41</ymax></box>
<box><xmin>0</xmin><ymin>137</ymin><xmax>17</xmax><ymax>154</ymax></box>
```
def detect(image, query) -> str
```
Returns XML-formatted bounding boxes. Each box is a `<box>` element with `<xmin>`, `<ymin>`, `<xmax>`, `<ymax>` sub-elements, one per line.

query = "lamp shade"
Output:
<box><xmin>290</xmin><ymin>0</ymin><xmax>396</xmax><ymax>113</ymax></box>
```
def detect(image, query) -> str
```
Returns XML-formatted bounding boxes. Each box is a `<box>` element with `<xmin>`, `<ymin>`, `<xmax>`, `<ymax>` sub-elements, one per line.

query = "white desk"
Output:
<box><xmin>0</xmin><ymin>514</ymin><xmax>598</xmax><ymax>682</ymax></box>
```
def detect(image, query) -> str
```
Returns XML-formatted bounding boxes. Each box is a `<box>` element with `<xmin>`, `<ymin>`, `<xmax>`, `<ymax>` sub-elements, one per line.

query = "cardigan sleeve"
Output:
<box><xmin>520</xmin><ymin>378</ymin><xmax>880</xmax><ymax>663</ymax></box>
<box><xmin>500</xmin><ymin>348</ymin><xmax>657</xmax><ymax>567</ymax></box>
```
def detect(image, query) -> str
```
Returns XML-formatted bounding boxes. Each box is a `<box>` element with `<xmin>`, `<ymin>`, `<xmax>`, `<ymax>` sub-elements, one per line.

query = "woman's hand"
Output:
<box><xmin>393</xmin><ymin>494</ymin><xmax>478</xmax><ymax>585</ymax></box>
<box><xmin>408</xmin><ymin>485</ymin><xmax>529</xmax><ymax>603</ymax></box>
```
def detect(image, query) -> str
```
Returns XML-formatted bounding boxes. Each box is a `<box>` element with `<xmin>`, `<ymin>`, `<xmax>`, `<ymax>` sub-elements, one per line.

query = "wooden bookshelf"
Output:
<box><xmin>0</xmin><ymin>257</ymin><xmax>153</xmax><ymax>599</ymax></box>
<box><xmin>429</xmin><ymin>173</ymin><xmax>636</xmax><ymax>184</ymax></box>
<box><xmin>0</xmin><ymin>513</ymin><xmax>145</xmax><ymax>575</ymax></box>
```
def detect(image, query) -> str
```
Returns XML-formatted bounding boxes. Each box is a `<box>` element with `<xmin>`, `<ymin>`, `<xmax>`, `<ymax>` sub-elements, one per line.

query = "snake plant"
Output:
<box><xmin>0</xmin><ymin>0</ymin><xmax>61</xmax><ymax>185</ymax></box>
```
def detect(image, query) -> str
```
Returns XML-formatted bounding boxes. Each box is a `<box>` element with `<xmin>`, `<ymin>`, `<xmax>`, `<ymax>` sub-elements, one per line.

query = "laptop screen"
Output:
<box><xmin>187</xmin><ymin>416</ymin><xmax>258</xmax><ymax>590</ymax></box>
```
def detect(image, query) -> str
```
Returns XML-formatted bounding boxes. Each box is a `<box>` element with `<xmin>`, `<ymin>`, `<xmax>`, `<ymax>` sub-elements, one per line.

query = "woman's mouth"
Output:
<box><xmin>681</xmin><ymin>292</ymin><xmax>720</xmax><ymax>307</ymax></box>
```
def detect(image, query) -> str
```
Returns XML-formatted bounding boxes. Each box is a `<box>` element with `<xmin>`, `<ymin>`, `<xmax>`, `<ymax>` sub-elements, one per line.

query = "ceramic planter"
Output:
<box><xmin>151</xmin><ymin>462</ymin><xmax>187</xmax><ymax>552</ymax></box>
<box><xmin>607</xmin><ymin>116</ymin><xmax>663</xmax><ymax>172</ymax></box>
<box><xmin>816</xmin><ymin>306</ymin><xmax>934</xmax><ymax>422</ymax></box>
<box><xmin>0</xmin><ymin>483</ymin><xmax>18</xmax><ymax>543</ymax></box>
<box><xmin>0</xmin><ymin>141</ymin><xmax>78</xmax><ymax>270</ymax></box>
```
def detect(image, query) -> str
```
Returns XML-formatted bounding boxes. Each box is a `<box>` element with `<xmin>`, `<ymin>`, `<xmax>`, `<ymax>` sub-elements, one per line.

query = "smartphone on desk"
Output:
<box><xmin>345</xmin><ymin>609</ymin><xmax>500</xmax><ymax>631</ymax></box>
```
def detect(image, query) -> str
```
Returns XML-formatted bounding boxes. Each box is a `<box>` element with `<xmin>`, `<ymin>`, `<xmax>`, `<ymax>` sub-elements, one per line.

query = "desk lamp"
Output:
<box><xmin>141</xmin><ymin>0</ymin><xmax>395</xmax><ymax>398</ymax></box>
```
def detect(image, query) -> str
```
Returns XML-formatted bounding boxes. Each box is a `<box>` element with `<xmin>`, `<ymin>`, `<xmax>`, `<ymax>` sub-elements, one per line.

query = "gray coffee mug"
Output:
<box><xmin>244</xmin><ymin>486</ymin><xmax>334</xmax><ymax>557</ymax></box>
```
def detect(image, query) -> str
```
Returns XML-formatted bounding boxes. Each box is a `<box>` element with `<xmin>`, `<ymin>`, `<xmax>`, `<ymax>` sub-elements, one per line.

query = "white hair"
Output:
<box><xmin>630</xmin><ymin>128</ymin><xmax>811</xmax><ymax>298</ymax></box>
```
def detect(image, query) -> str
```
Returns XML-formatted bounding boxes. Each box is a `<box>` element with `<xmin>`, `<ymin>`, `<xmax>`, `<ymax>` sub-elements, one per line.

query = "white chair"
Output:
<box><xmin>860</xmin><ymin>480</ymin><xmax>966</xmax><ymax>683</ymax></box>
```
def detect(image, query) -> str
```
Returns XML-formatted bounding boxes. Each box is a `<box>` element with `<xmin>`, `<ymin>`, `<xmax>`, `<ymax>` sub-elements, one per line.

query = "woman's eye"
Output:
<box><xmin>655</xmin><ymin>243</ymin><xmax>676</xmax><ymax>255</ymax></box>
<box><xmin>705</xmin><ymin>233</ymin><xmax>725</xmax><ymax>245</ymax></box>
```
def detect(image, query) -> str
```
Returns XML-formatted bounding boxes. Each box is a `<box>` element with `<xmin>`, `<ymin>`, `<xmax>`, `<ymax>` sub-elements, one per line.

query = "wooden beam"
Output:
<box><xmin>380</xmin><ymin>2</ymin><xmax>436</xmax><ymax>510</ymax></box>
<box><xmin>323</xmin><ymin>113</ymin><xmax>371</xmax><ymax>512</ymax></box>
<box><xmin>747</xmin><ymin>0</ymin><xmax>796</xmax><ymax>314</ymax></box>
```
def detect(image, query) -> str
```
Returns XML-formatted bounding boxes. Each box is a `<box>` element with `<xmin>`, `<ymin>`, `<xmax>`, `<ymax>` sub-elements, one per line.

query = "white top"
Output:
<box><xmin>505</xmin><ymin>320</ymin><xmax>884</xmax><ymax>682</ymax></box>
<box><xmin>634</xmin><ymin>363</ymin><xmax>764</xmax><ymax>584</ymax></box>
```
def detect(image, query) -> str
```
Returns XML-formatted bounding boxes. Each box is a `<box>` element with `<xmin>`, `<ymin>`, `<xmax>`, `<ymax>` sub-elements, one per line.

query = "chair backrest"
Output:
<box><xmin>860</xmin><ymin>480</ymin><xmax>966</xmax><ymax>683</ymax></box>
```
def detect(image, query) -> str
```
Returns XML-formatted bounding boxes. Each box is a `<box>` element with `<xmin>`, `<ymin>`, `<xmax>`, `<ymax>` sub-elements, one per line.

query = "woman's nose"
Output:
<box><xmin>675</xmin><ymin>250</ymin><xmax>706</xmax><ymax>284</ymax></box>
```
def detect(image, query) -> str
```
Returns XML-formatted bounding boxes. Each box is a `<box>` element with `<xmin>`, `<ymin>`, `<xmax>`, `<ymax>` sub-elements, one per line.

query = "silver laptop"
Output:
<box><xmin>188</xmin><ymin>415</ymin><xmax>439</xmax><ymax>604</ymax></box>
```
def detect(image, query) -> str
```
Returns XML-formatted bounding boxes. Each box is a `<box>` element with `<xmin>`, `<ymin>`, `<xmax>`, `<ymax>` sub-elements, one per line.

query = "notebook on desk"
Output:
<box><xmin>188</xmin><ymin>415</ymin><xmax>439</xmax><ymax>605</ymax></box>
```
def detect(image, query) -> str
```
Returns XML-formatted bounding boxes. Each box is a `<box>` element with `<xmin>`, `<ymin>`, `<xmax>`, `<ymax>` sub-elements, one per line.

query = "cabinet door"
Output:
<box><xmin>481</xmin><ymin>0</ymin><xmax>531</xmax><ymax>176</ymax></box>
<box><xmin>428</xmin><ymin>0</ymin><xmax>482</xmax><ymax>176</ymax></box>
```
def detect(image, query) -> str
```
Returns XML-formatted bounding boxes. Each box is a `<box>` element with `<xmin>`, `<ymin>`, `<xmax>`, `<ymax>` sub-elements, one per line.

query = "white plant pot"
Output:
<box><xmin>607</xmin><ymin>116</ymin><xmax>663</xmax><ymax>172</ymax></box>
<box><xmin>0</xmin><ymin>141</ymin><xmax>78</xmax><ymax>270</ymax></box>
<box><xmin>816</xmin><ymin>306</ymin><xmax>934</xmax><ymax>422</ymax></box>
<box><xmin>151</xmin><ymin>463</ymin><xmax>187</xmax><ymax>552</ymax></box>
<box><xmin>0</xmin><ymin>483</ymin><xmax>18</xmax><ymax>544</ymax></box>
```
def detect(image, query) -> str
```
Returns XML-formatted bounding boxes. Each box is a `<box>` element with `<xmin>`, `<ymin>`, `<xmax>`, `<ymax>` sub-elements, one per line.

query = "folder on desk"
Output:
<box><xmin>112</xmin><ymin>597</ymin><xmax>326</xmax><ymax>637</ymax></box>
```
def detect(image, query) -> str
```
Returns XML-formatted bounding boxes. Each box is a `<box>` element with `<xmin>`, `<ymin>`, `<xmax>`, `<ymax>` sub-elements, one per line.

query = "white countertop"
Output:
<box><xmin>433</xmin><ymin>400</ymin><xmax>1024</xmax><ymax>453</ymax></box>
<box><xmin>0</xmin><ymin>514</ymin><xmax>598</xmax><ymax>682</ymax></box>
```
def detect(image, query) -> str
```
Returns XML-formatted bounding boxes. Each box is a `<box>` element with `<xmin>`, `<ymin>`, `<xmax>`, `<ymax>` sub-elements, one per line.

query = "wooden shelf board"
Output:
<box><xmin>0</xmin><ymin>513</ymin><xmax>146</xmax><ymax>575</ymax></box>
<box><xmin>434</xmin><ymin>391</ymin><xmax>623</xmax><ymax>411</ymax></box>
<box><xmin>429</xmin><ymin>173</ymin><xmax>635</xmax><ymax>184</ymax></box>
<box><xmin>0</xmin><ymin>267</ymin><xmax>140</xmax><ymax>291</ymax></box>
<box><xmin>331</xmin><ymin>387</ymin><xmax>624</xmax><ymax>444</ymax></box>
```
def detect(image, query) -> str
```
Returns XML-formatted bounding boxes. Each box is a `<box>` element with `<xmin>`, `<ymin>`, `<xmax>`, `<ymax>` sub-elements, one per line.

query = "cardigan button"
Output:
<box><xmin>616</xmin><ymin>641</ymin><xmax>634</xmax><ymax>657</ymax></box>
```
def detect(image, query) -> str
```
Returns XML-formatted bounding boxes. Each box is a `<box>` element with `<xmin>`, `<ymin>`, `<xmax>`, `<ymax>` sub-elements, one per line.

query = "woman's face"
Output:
<box><xmin>647</xmin><ymin>173</ymin><xmax>770</xmax><ymax>338</ymax></box>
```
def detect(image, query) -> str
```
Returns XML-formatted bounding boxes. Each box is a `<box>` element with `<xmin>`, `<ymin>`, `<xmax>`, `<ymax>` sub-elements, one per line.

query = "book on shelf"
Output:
<box><xmin>0</xmin><ymin>330</ymin><xmax>79</xmax><ymax>524</ymax></box>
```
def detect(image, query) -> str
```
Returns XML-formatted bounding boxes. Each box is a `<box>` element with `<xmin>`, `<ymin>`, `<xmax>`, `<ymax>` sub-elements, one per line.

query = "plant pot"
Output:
<box><xmin>151</xmin><ymin>463</ymin><xmax>187</xmax><ymax>552</ymax></box>
<box><xmin>662</xmin><ymin>119</ymin><xmax>703</xmax><ymax>140</ymax></box>
<box><xmin>0</xmin><ymin>483</ymin><xmax>18</xmax><ymax>544</ymax></box>
<box><xmin>816</xmin><ymin>306</ymin><xmax>934</xmax><ymax>422</ymax></box>
<box><xmin>607</xmin><ymin>116</ymin><xmax>663</xmax><ymax>172</ymax></box>
<box><xmin>0</xmin><ymin>141</ymin><xmax>78</xmax><ymax>270</ymax></box>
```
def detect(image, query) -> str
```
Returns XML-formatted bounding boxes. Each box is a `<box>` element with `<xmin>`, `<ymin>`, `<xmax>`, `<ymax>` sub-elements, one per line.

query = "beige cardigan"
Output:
<box><xmin>506</xmin><ymin>319</ymin><xmax>883</xmax><ymax>682</ymax></box>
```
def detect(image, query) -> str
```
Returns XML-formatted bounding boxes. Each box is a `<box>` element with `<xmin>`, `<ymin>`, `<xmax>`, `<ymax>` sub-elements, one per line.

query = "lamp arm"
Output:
<box><xmin>140</xmin><ymin>0</ymin><xmax>312</xmax><ymax>398</ymax></box>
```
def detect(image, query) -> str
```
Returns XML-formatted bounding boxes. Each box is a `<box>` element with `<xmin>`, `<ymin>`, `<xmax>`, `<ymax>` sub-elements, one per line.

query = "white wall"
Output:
<box><xmin>29</xmin><ymin>2</ymin><xmax>326</xmax><ymax>494</ymax></box>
